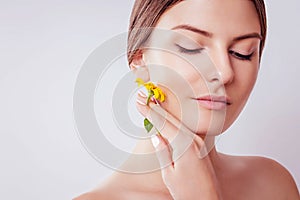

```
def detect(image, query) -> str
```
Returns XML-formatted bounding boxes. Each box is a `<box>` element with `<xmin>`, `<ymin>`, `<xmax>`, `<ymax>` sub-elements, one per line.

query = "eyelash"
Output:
<box><xmin>229</xmin><ymin>50</ymin><xmax>254</xmax><ymax>61</ymax></box>
<box><xmin>176</xmin><ymin>44</ymin><xmax>254</xmax><ymax>61</ymax></box>
<box><xmin>175</xmin><ymin>44</ymin><xmax>204</xmax><ymax>54</ymax></box>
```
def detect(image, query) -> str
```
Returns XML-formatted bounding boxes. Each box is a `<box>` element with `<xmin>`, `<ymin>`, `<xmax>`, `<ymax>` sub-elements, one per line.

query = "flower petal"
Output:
<box><xmin>160</xmin><ymin>92</ymin><xmax>165</xmax><ymax>102</ymax></box>
<box><xmin>153</xmin><ymin>88</ymin><xmax>160</xmax><ymax>99</ymax></box>
<box><xmin>135</xmin><ymin>78</ymin><xmax>145</xmax><ymax>87</ymax></box>
<box><xmin>144</xmin><ymin>83</ymin><xmax>154</xmax><ymax>91</ymax></box>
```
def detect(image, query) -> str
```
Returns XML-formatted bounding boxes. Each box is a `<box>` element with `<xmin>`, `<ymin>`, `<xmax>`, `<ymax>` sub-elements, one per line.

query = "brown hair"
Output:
<box><xmin>127</xmin><ymin>0</ymin><xmax>267</xmax><ymax>65</ymax></box>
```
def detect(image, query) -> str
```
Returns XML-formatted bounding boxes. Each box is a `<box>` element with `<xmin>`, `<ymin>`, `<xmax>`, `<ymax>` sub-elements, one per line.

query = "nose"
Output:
<box><xmin>209</xmin><ymin>48</ymin><xmax>234</xmax><ymax>85</ymax></box>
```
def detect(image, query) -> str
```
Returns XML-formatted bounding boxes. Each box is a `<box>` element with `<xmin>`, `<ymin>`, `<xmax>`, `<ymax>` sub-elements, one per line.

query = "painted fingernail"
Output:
<box><xmin>136</xmin><ymin>99</ymin><xmax>146</xmax><ymax>105</ymax></box>
<box><xmin>138</xmin><ymin>91</ymin><xmax>147</xmax><ymax>98</ymax></box>
<box><xmin>150</xmin><ymin>97</ymin><xmax>160</xmax><ymax>105</ymax></box>
<box><xmin>151</xmin><ymin>134</ymin><xmax>160</xmax><ymax>148</ymax></box>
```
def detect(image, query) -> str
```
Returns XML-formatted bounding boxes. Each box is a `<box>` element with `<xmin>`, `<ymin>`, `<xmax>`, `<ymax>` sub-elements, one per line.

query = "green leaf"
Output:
<box><xmin>146</xmin><ymin>91</ymin><xmax>154</xmax><ymax>105</ymax></box>
<box><xmin>144</xmin><ymin>118</ymin><xmax>153</xmax><ymax>133</ymax></box>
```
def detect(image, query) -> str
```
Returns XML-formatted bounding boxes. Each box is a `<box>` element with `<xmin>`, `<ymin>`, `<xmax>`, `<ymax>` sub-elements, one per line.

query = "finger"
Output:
<box><xmin>147</xmin><ymin>103</ymin><xmax>211</xmax><ymax>166</ymax></box>
<box><xmin>136</xmin><ymin>91</ymin><xmax>203</xmax><ymax>149</ymax></box>
<box><xmin>136</xmin><ymin>92</ymin><xmax>174</xmax><ymax>167</ymax></box>
<box><xmin>136</xmin><ymin>91</ymin><xmax>207</xmax><ymax>161</ymax></box>
<box><xmin>148</xmin><ymin>103</ymin><xmax>201</xmax><ymax>157</ymax></box>
<box><xmin>136</xmin><ymin>89</ymin><xmax>195</xmax><ymax>140</ymax></box>
<box><xmin>136</xmin><ymin>91</ymin><xmax>175</xmax><ymax>137</ymax></box>
<box><xmin>193</xmin><ymin>135</ymin><xmax>209</xmax><ymax>159</ymax></box>
<box><xmin>136</xmin><ymin>90</ymin><xmax>180</xmax><ymax>134</ymax></box>
<box><xmin>147</xmin><ymin>102</ymin><xmax>209</xmax><ymax>157</ymax></box>
<box><xmin>149</xmin><ymin>103</ymin><xmax>194</xmax><ymax>139</ymax></box>
<box><xmin>151</xmin><ymin>134</ymin><xmax>174</xmax><ymax>171</ymax></box>
<box><xmin>136</xmin><ymin>91</ymin><xmax>151</xmax><ymax>117</ymax></box>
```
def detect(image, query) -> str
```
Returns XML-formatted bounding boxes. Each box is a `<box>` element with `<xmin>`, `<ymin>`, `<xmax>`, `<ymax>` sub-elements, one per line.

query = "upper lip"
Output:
<box><xmin>193</xmin><ymin>95</ymin><xmax>232</xmax><ymax>105</ymax></box>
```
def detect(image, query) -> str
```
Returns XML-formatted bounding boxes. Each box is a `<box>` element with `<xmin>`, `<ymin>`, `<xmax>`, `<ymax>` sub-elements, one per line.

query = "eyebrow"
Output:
<box><xmin>171</xmin><ymin>24</ymin><xmax>262</xmax><ymax>41</ymax></box>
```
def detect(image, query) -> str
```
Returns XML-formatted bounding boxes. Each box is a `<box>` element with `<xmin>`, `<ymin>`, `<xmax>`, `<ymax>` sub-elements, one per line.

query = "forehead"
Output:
<box><xmin>155</xmin><ymin>0</ymin><xmax>261</xmax><ymax>39</ymax></box>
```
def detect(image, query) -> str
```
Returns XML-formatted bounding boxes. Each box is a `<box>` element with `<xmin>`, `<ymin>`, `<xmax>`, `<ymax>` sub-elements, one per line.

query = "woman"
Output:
<box><xmin>75</xmin><ymin>0</ymin><xmax>300</xmax><ymax>199</ymax></box>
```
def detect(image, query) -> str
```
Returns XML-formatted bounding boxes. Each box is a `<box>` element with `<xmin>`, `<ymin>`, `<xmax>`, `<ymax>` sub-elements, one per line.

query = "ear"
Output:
<box><xmin>130</xmin><ymin>49</ymin><xmax>150</xmax><ymax>82</ymax></box>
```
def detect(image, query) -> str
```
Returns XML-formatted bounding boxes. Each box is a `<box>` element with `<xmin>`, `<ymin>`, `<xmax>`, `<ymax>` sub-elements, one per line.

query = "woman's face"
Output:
<box><xmin>138</xmin><ymin>0</ymin><xmax>261</xmax><ymax>136</ymax></box>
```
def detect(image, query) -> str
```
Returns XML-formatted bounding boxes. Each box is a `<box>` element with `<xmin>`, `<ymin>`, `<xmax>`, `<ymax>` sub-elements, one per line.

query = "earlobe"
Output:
<box><xmin>131</xmin><ymin>64</ymin><xmax>150</xmax><ymax>83</ymax></box>
<box><xmin>130</xmin><ymin>49</ymin><xmax>145</xmax><ymax>70</ymax></box>
<box><xmin>130</xmin><ymin>50</ymin><xmax>150</xmax><ymax>82</ymax></box>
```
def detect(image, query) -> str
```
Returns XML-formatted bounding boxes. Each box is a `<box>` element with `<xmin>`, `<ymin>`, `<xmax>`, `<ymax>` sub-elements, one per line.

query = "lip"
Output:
<box><xmin>192</xmin><ymin>95</ymin><xmax>232</xmax><ymax>110</ymax></box>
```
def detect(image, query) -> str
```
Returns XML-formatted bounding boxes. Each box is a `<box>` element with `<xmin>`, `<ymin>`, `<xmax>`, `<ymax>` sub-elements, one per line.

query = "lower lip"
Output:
<box><xmin>196</xmin><ymin>100</ymin><xmax>227</xmax><ymax>110</ymax></box>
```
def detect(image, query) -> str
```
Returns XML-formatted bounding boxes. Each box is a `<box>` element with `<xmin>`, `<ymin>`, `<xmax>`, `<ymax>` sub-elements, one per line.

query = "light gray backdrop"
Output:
<box><xmin>0</xmin><ymin>0</ymin><xmax>299</xmax><ymax>199</ymax></box>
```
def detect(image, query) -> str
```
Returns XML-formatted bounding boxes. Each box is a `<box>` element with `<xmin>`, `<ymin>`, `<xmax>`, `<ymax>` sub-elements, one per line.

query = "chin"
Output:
<box><xmin>181</xmin><ymin>110</ymin><xmax>236</xmax><ymax>137</ymax></box>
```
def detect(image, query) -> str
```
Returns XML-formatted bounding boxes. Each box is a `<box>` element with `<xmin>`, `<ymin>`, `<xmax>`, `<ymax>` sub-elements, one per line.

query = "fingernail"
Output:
<box><xmin>150</xmin><ymin>97</ymin><xmax>160</xmax><ymax>105</ymax></box>
<box><xmin>136</xmin><ymin>99</ymin><xmax>146</xmax><ymax>105</ymax></box>
<box><xmin>151</xmin><ymin>134</ymin><xmax>160</xmax><ymax>148</ymax></box>
<box><xmin>138</xmin><ymin>91</ymin><xmax>147</xmax><ymax>98</ymax></box>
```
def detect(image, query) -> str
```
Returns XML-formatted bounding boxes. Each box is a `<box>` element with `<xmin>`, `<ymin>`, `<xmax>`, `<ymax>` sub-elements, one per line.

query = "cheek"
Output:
<box><xmin>146</xmin><ymin>50</ymin><xmax>206</xmax><ymax>96</ymax></box>
<box><xmin>222</xmin><ymin>62</ymin><xmax>259</xmax><ymax>129</ymax></box>
<box><xmin>160</xmin><ymin>87</ymin><xmax>222</xmax><ymax>135</ymax></box>
<box><xmin>147</xmin><ymin>50</ymin><xmax>195</xmax><ymax>77</ymax></box>
<box><xmin>146</xmin><ymin>51</ymin><xmax>200</xmax><ymax>128</ymax></box>
<box><xmin>234</xmin><ymin>62</ymin><xmax>258</xmax><ymax>100</ymax></box>
<box><xmin>146</xmin><ymin>50</ymin><xmax>228</xmax><ymax>134</ymax></box>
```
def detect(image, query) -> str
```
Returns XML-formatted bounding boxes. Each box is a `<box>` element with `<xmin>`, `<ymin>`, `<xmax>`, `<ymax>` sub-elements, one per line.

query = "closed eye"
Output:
<box><xmin>175</xmin><ymin>44</ymin><xmax>204</xmax><ymax>54</ymax></box>
<box><xmin>229</xmin><ymin>50</ymin><xmax>254</xmax><ymax>61</ymax></box>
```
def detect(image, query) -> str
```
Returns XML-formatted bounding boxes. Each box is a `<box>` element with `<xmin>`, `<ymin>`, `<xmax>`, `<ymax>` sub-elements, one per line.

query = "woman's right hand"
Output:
<box><xmin>136</xmin><ymin>91</ymin><xmax>223</xmax><ymax>200</ymax></box>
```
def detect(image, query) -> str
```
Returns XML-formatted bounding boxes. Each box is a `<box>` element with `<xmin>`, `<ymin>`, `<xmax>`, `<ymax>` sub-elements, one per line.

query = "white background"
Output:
<box><xmin>0</xmin><ymin>0</ymin><xmax>299</xmax><ymax>199</ymax></box>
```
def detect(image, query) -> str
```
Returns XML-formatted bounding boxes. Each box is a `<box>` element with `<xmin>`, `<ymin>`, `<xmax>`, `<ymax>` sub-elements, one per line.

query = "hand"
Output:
<box><xmin>136</xmin><ymin>91</ymin><xmax>223</xmax><ymax>200</ymax></box>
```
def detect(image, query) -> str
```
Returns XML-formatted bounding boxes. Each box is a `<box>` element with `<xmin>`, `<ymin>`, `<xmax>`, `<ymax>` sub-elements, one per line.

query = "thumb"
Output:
<box><xmin>151</xmin><ymin>134</ymin><xmax>174</xmax><ymax>169</ymax></box>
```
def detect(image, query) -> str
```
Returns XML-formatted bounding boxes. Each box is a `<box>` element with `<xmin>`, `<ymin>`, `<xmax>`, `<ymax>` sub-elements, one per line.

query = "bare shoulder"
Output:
<box><xmin>72</xmin><ymin>186</ymin><xmax>120</xmax><ymax>200</ymax></box>
<box><xmin>72</xmin><ymin>173</ymin><xmax>142</xmax><ymax>200</ymax></box>
<box><xmin>241</xmin><ymin>155</ymin><xmax>299</xmax><ymax>199</ymax></box>
<box><xmin>73</xmin><ymin>192</ymin><xmax>98</xmax><ymax>200</ymax></box>
<box><xmin>73</xmin><ymin>191</ymin><xmax>112</xmax><ymax>200</ymax></box>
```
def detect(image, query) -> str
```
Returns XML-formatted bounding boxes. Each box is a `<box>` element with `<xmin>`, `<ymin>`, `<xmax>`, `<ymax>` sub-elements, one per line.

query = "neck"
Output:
<box><xmin>116</xmin><ymin>134</ymin><xmax>222</xmax><ymax>194</ymax></box>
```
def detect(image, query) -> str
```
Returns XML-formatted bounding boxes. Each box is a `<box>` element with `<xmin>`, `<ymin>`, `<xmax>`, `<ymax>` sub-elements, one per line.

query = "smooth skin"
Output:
<box><xmin>74</xmin><ymin>0</ymin><xmax>300</xmax><ymax>199</ymax></box>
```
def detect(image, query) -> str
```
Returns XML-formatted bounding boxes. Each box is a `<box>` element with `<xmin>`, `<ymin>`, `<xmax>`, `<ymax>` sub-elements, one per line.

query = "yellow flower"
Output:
<box><xmin>136</xmin><ymin>78</ymin><xmax>166</xmax><ymax>133</ymax></box>
<box><xmin>144</xmin><ymin>82</ymin><xmax>155</xmax><ymax>91</ymax></box>
<box><xmin>135</xmin><ymin>78</ymin><xmax>166</xmax><ymax>103</ymax></box>
<box><xmin>153</xmin><ymin>87</ymin><xmax>165</xmax><ymax>102</ymax></box>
